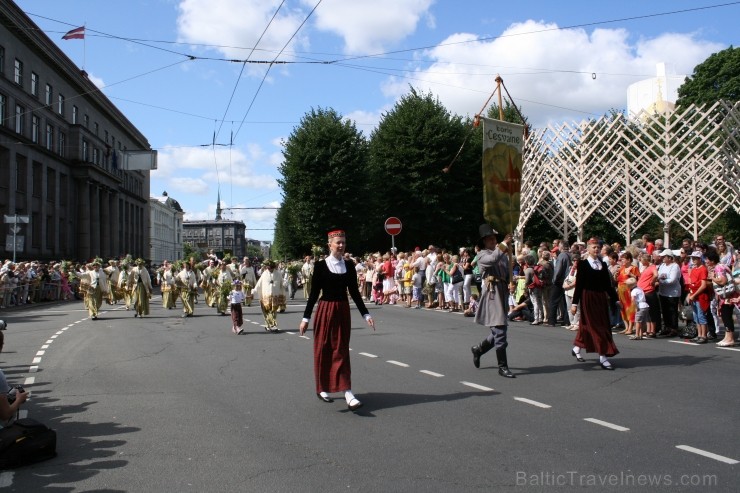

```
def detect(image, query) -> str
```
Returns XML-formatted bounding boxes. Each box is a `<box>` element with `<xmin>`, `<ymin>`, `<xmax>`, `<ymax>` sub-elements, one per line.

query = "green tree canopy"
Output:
<box><xmin>275</xmin><ymin>107</ymin><xmax>368</xmax><ymax>258</ymax></box>
<box><xmin>365</xmin><ymin>87</ymin><xmax>482</xmax><ymax>251</ymax></box>
<box><xmin>677</xmin><ymin>46</ymin><xmax>740</xmax><ymax>106</ymax></box>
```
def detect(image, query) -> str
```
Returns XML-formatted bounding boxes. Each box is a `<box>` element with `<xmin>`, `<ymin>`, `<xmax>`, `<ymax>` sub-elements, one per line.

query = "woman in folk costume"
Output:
<box><xmin>299</xmin><ymin>230</ymin><xmax>375</xmax><ymax>411</ymax></box>
<box><xmin>253</xmin><ymin>260</ymin><xmax>285</xmax><ymax>331</ymax></box>
<box><xmin>83</xmin><ymin>261</ymin><xmax>109</xmax><ymax>320</ymax></box>
<box><xmin>201</xmin><ymin>260</ymin><xmax>218</xmax><ymax>307</ymax></box>
<box><xmin>570</xmin><ymin>238</ymin><xmax>620</xmax><ymax>370</ymax></box>
<box><xmin>103</xmin><ymin>260</ymin><xmax>121</xmax><ymax>305</ymax></box>
<box><xmin>161</xmin><ymin>260</ymin><xmax>177</xmax><ymax>309</ymax></box>
<box><xmin>119</xmin><ymin>262</ymin><xmax>134</xmax><ymax>310</ymax></box>
<box><xmin>177</xmin><ymin>262</ymin><xmax>198</xmax><ymax>317</ymax></box>
<box><xmin>129</xmin><ymin>258</ymin><xmax>153</xmax><ymax>318</ymax></box>
<box><xmin>240</xmin><ymin>257</ymin><xmax>257</xmax><ymax>306</ymax></box>
<box><xmin>277</xmin><ymin>262</ymin><xmax>288</xmax><ymax>312</ymax></box>
<box><xmin>215</xmin><ymin>262</ymin><xmax>233</xmax><ymax>315</ymax></box>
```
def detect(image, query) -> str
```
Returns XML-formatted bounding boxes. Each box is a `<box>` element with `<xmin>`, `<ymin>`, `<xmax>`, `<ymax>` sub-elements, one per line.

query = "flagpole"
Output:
<box><xmin>83</xmin><ymin>23</ymin><xmax>86</xmax><ymax>70</ymax></box>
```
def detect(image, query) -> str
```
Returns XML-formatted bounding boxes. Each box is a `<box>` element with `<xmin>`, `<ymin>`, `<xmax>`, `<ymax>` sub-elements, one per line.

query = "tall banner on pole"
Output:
<box><xmin>481</xmin><ymin>117</ymin><xmax>524</xmax><ymax>234</ymax></box>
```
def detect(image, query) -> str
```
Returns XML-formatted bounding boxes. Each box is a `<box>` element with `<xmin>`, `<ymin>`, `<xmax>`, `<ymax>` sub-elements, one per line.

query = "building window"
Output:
<box><xmin>82</xmin><ymin>139</ymin><xmax>89</xmax><ymax>161</ymax></box>
<box><xmin>31</xmin><ymin>72</ymin><xmax>38</xmax><ymax>97</ymax></box>
<box><xmin>15</xmin><ymin>155</ymin><xmax>27</xmax><ymax>192</ymax></box>
<box><xmin>15</xmin><ymin>104</ymin><xmax>24</xmax><ymax>134</ymax></box>
<box><xmin>58</xmin><ymin>131</ymin><xmax>65</xmax><ymax>157</ymax></box>
<box><xmin>47</xmin><ymin>168</ymin><xmax>56</xmax><ymax>203</ymax></box>
<box><xmin>32</xmin><ymin>161</ymin><xmax>42</xmax><ymax>197</ymax></box>
<box><xmin>72</xmin><ymin>105</ymin><xmax>78</xmax><ymax>124</ymax></box>
<box><xmin>32</xmin><ymin>212</ymin><xmax>40</xmax><ymax>248</ymax></box>
<box><xmin>31</xmin><ymin>115</ymin><xmax>39</xmax><ymax>143</ymax></box>
<box><xmin>58</xmin><ymin>94</ymin><xmax>65</xmax><ymax>115</ymax></box>
<box><xmin>83</xmin><ymin>114</ymin><xmax>89</xmax><ymax>127</ymax></box>
<box><xmin>46</xmin><ymin>124</ymin><xmax>53</xmax><ymax>151</ymax></box>
<box><xmin>93</xmin><ymin>147</ymin><xmax>99</xmax><ymax>165</ymax></box>
<box><xmin>94</xmin><ymin>122</ymin><xmax>99</xmax><ymax>136</ymax></box>
<box><xmin>14</xmin><ymin>59</ymin><xmax>23</xmax><ymax>86</ymax></box>
<box><xmin>60</xmin><ymin>173</ymin><xmax>68</xmax><ymax>205</ymax></box>
<box><xmin>0</xmin><ymin>94</ymin><xmax>5</xmax><ymax>126</ymax></box>
<box><xmin>104</xmin><ymin>130</ymin><xmax>109</xmax><ymax>143</ymax></box>
<box><xmin>0</xmin><ymin>46</ymin><xmax>4</xmax><ymax>75</ymax></box>
<box><xmin>45</xmin><ymin>84</ymin><xmax>53</xmax><ymax>106</ymax></box>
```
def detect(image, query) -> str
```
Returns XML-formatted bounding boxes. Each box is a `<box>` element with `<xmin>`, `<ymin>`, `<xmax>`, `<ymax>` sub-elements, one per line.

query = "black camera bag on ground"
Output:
<box><xmin>0</xmin><ymin>418</ymin><xmax>57</xmax><ymax>469</ymax></box>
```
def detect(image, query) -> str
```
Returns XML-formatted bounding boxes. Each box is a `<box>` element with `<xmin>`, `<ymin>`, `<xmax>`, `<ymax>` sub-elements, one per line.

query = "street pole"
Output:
<box><xmin>13</xmin><ymin>214</ymin><xmax>18</xmax><ymax>263</ymax></box>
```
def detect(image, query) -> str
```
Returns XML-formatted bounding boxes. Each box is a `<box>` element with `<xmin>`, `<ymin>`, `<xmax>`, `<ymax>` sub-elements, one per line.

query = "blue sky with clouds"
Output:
<box><xmin>14</xmin><ymin>0</ymin><xmax>740</xmax><ymax>242</ymax></box>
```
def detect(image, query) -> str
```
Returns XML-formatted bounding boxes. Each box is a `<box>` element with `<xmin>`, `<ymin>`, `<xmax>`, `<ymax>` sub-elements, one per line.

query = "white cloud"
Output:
<box><xmin>380</xmin><ymin>20</ymin><xmax>724</xmax><ymax>127</ymax></box>
<box><xmin>345</xmin><ymin>106</ymin><xmax>390</xmax><ymax>135</ymax></box>
<box><xmin>170</xmin><ymin>177</ymin><xmax>210</xmax><ymax>196</ymax></box>
<box><xmin>87</xmin><ymin>73</ymin><xmax>105</xmax><ymax>89</ymax></box>
<box><xmin>308</xmin><ymin>0</ymin><xmax>435</xmax><ymax>54</ymax></box>
<box><xmin>176</xmin><ymin>0</ymin><xmax>308</xmax><ymax>62</ymax></box>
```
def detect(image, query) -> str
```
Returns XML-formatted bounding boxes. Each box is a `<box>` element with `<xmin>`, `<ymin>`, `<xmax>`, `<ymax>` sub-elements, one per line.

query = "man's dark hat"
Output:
<box><xmin>478</xmin><ymin>223</ymin><xmax>498</xmax><ymax>240</ymax></box>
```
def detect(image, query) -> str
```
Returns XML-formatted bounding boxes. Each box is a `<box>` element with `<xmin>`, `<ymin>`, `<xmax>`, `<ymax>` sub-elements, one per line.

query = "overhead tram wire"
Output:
<box><xmin>232</xmin><ymin>0</ymin><xmax>324</xmax><ymax>143</ymax></box>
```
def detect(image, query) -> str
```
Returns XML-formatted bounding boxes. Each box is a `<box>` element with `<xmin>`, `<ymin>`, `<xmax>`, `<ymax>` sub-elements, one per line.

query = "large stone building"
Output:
<box><xmin>149</xmin><ymin>192</ymin><xmax>183</xmax><ymax>265</ymax></box>
<box><xmin>0</xmin><ymin>1</ymin><xmax>152</xmax><ymax>262</ymax></box>
<box><xmin>182</xmin><ymin>197</ymin><xmax>246</xmax><ymax>259</ymax></box>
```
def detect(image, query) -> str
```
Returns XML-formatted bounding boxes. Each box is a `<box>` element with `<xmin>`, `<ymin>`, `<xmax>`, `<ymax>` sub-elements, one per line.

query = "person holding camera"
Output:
<box><xmin>1</xmin><ymin>326</ymin><xmax>29</xmax><ymax>423</ymax></box>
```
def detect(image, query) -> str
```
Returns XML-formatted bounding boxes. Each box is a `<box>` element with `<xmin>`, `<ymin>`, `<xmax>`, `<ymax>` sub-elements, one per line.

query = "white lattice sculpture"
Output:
<box><xmin>520</xmin><ymin>101</ymin><xmax>740</xmax><ymax>243</ymax></box>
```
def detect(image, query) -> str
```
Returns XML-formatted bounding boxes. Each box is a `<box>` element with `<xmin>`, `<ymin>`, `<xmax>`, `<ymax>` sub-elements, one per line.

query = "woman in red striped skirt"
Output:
<box><xmin>299</xmin><ymin>230</ymin><xmax>375</xmax><ymax>411</ymax></box>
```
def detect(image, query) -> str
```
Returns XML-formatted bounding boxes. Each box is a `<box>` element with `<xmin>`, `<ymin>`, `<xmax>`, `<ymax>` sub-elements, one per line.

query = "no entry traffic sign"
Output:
<box><xmin>384</xmin><ymin>217</ymin><xmax>402</xmax><ymax>236</ymax></box>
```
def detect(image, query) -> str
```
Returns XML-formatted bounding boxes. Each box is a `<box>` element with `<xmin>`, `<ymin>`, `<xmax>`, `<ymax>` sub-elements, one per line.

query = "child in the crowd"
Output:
<box><xmin>627</xmin><ymin>277</ymin><xmax>648</xmax><ymax>340</ymax></box>
<box><xmin>507</xmin><ymin>282</ymin><xmax>517</xmax><ymax>313</ymax></box>
<box><xmin>372</xmin><ymin>270</ymin><xmax>384</xmax><ymax>305</ymax></box>
<box><xmin>229</xmin><ymin>280</ymin><xmax>245</xmax><ymax>334</ymax></box>
<box><xmin>411</xmin><ymin>266</ymin><xmax>423</xmax><ymax>309</ymax></box>
<box><xmin>464</xmin><ymin>293</ymin><xmax>479</xmax><ymax>317</ymax></box>
<box><xmin>403</xmin><ymin>262</ymin><xmax>414</xmax><ymax>307</ymax></box>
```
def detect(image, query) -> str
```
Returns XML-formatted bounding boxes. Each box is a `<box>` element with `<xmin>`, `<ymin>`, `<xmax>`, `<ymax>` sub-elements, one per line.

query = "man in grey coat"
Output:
<box><xmin>548</xmin><ymin>240</ymin><xmax>572</xmax><ymax>326</ymax></box>
<box><xmin>471</xmin><ymin>224</ymin><xmax>515</xmax><ymax>378</ymax></box>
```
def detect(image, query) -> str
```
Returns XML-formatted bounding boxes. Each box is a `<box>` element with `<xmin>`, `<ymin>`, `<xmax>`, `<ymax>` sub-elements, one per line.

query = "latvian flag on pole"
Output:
<box><xmin>62</xmin><ymin>26</ymin><xmax>85</xmax><ymax>40</ymax></box>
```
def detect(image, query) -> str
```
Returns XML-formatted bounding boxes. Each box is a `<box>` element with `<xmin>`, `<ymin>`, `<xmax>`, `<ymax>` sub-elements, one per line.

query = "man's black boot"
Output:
<box><xmin>471</xmin><ymin>339</ymin><xmax>493</xmax><ymax>368</ymax></box>
<box><xmin>496</xmin><ymin>348</ymin><xmax>515</xmax><ymax>378</ymax></box>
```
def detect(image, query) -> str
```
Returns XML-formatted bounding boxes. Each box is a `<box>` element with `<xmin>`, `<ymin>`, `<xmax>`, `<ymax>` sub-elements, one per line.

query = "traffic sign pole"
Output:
<box><xmin>384</xmin><ymin>217</ymin><xmax>403</xmax><ymax>254</ymax></box>
<box><xmin>4</xmin><ymin>214</ymin><xmax>29</xmax><ymax>263</ymax></box>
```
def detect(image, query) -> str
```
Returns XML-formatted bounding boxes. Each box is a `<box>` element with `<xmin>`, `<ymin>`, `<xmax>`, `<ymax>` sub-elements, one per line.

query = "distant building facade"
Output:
<box><xmin>182</xmin><ymin>198</ymin><xmax>246</xmax><ymax>259</ymax></box>
<box><xmin>149</xmin><ymin>192</ymin><xmax>183</xmax><ymax>265</ymax></box>
<box><xmin>0</xmin><ymin>2</ymin><xmax>152</xmax><ymax>261</ymax></box>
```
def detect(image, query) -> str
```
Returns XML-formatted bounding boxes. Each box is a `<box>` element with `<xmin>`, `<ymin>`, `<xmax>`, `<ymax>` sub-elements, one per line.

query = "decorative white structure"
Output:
<box><xmin>627</xmin><ymin>63</ymin><xmax>678</xmax><ymax>119</ymax></box>
<box><xmin>519</xmin><ymin>101</ymin><xmax>740</xmax><ymax>245</ymax></box>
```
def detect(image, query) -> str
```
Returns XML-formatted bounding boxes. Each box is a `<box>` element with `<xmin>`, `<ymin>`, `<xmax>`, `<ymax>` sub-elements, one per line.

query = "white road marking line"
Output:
<box><xmin>45</xmin><ymin>340</ymin><xmax>54</xmax><ymax>344</ymax></box>
<box><xmin>53</xmin><ymin>333</ymin><xmax>62</xmax><ymax>336</ymax></box>
<box><xmin>61</xmin><ymin>328</ymin><xmax>68</xmax><ymax>331</ymax></box>
<box><xmin>514</xmin><ymin>397</ymin><xmax>552</xmax><ymax>409</ymax></box>
<box><xmin>359</xmin><ymin>352</ymin><xmax>378</xmax><ymax>358</ymax></box>
<box><xmin>32</xmin><ymin>357</ymin><xmax>42</xmax><ymax>364</ymax></box>
<box><xmin>420</xmin><ymin>370</ymin><xmax>444</xmax><ymax>377</ymax></box>
<box><xmin>387</xmin><ymin>360</ymin><xmax>409</xmax><ymax>368</ymax></box>
<box><xmin>285</xmin><ymin>331</ymin><xmax>296</xmax><ymax>335</ymax></box>
<box><xmin>251</xmin><ymin>321</ymin><xmax>260</xmax><ymax>325</ymax></box>
<box><xmin>669</xmin><ymin>340</ymin><xmax>699</xmax><ymax>346</ymax></box>
<box><xmin>675</xmin><ymin>445</ymin><xmax>738</xmax><ymax>464</ymax></box>
<box><xmin>23</xmin><ymin>377</ymin><xmax>35</xmax><ymax>386</ymax></box>
<box><xmin>41</xmin><ymin>345</ymin><xmax>49</xmax><ymax>349</ymax></box>
<box><xmin>584</xmin><ymin>418</ymin><xmax>630</xmax><ymax>432</ymax></box>
<box><xmin>717</xmin><ymin>346</ymin><xmax>740</xmax><ymax>352</ymax></box>
<box><xmin>299</xmin><ymin>335</ymin><xmax>310</xmax><ymax>340</ymax></box>
<box><xmin>74</xmin><ymin>321</ymin><xmax>81</xmax><ymax>324</ymax></box>
<box><xmin>460</xmin><ymin>381</ymin><xmax>494</xmax><ymax>392</ymax></box>
<box><xmin>0</xmin><ymin>472</ymin><xmax>15</xmax><ymax>488</ymax></box>
<box><xmin>29</xmin><ymin>366</ymin><xmax>39</xmax><ymax>373</ymax></box>
<box><xmin>35</xmin><ymin>351</ymin><xmax>45</xmax><ymax>356</ymax></box>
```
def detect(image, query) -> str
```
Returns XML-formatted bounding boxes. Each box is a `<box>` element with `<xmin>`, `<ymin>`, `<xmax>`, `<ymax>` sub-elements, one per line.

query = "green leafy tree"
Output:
<box><xmin>677</xmin><ymin>46</ymin><xmax>740</xmax><ymax>106</ymax></box>
<box><xmin>275</xmin><ymin>107</ymin><xmax>368</xmax><ymax>258</ymax></box>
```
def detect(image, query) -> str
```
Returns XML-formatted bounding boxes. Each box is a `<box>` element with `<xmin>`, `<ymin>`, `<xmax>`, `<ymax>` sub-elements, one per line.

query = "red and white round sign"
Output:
<box><xmin>384</xmin><ymin>217</ymin><xmax>402</xmax><ymax>236</ymax></box>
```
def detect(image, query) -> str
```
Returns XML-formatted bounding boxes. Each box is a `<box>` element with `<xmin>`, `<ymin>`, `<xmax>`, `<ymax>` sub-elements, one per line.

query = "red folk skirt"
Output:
<box><xmin>313</xmin><ymin>300</ymin><xmax>352</xmax><ymax>393</ymax></box>
<box><xmin>574</xmin><ymin>290</ymin><xmax>619</xmax><ymax>357</ymax></box>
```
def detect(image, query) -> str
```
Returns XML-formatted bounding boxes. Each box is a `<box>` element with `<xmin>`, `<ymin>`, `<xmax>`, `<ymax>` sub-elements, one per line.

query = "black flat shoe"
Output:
<box><xmin>600</xmin><ymin>362</ymin><xmax>614</xmax><ymax>370</ymax></box>
<box><xmin>316</xmin><ymin>393</ymin><xmax>334</xmax><ymax>403</ymax></box>
<box><xmin>571</xmin><ymin>349</ymin><xmax>585</xmax><ymax>362</ymax></box>
<box><xmin>498</xmin><ymin>367</ymin><xmax>515</xmax><ymax>378</ymax></box>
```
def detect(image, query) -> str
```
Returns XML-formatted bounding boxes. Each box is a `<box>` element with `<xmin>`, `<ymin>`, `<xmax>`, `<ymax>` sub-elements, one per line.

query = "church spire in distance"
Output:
<box><xmin>215</xmin><ymin>189</ymin><xmax>222</xmax><ymax>221</ymax></box>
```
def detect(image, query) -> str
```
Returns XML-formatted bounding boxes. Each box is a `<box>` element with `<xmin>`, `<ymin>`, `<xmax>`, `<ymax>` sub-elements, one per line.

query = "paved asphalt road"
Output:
<box><xmin>0</xmin><ymin>295</ymin><xmax>738</xmax><ymax>492</ymax></box>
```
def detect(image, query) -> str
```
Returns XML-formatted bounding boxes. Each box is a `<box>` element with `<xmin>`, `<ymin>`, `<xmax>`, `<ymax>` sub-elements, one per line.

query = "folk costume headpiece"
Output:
<box><xmin>327</xmin><ymin>229</ymin><xmax>345</xmax><ymax>240</ymax></box>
